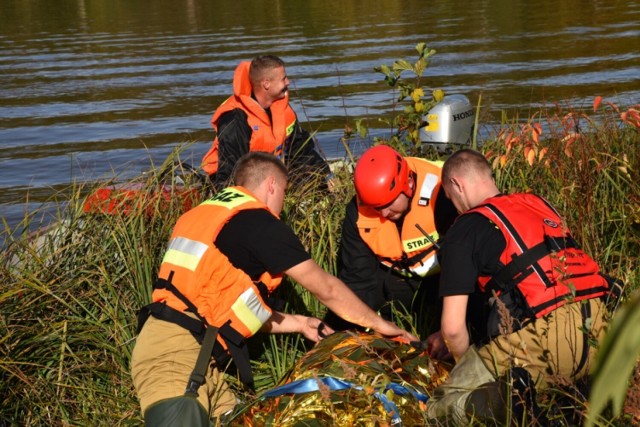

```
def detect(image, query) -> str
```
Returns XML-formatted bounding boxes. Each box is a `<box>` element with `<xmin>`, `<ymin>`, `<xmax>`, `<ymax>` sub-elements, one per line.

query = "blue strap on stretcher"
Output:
<box><xmin>261</xmin><ymin>376</ymin><xmax>428</xmax><ymax>424</ymax></box>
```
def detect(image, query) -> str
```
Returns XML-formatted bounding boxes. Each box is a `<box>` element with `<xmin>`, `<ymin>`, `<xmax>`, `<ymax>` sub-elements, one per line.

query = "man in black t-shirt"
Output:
<box><xmin>424</xmin><ymin>149</ymin><xmax>610</xmax><ymax>425</ymax></box>
<box><xmin>132</xmin><ymin>152</ymin><xmax>417</xmax><ymax>427</ymax></box>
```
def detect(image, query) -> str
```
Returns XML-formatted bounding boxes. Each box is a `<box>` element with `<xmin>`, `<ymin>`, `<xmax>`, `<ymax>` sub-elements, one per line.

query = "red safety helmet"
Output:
<box><xmin>354</xmin><ymin>145</ymin><xmax>412</xmax><ymax>207</ymax></box>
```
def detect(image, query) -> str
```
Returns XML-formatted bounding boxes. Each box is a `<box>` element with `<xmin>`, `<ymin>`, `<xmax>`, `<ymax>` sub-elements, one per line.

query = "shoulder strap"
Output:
<box><xmin>184</xmin><ymin>324</ymin><xmax>219</xmax><ymax>397</ymax></box>
<box><xmin>481</xmin><ymin>203</ymin><xmax>556</xmax><ymax>292</ymax></box>
<box><xmin>487</xmin><ymin>235</ymin><xmax>578</xmax><ymax>294</ymax></box>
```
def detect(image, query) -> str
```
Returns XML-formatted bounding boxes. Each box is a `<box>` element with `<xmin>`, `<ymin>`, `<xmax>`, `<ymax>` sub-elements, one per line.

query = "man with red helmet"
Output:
<box><xmin>324</xmin><ymin>144</ymin><xmax>457</xmax><ymax>334</ymax></box>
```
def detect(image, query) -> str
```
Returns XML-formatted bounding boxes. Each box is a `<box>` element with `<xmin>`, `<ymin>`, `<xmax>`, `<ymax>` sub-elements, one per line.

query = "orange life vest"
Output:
<box><xmin>356</xmin><ymin>157</ymin><xmax>444</xmax><ymax>277</ymax></box>
<box><xmin>472</xmin><ymin>193</ymin><xmax>608</xmax><ymax>320</ymax></box>
<box><xmin>201</xmin><ymin>61</ymin><xmax>298</xmax><ymax>175</ymax></box>
<box><xmin>153</xmin><ymin>186</ymin><xmax>283</xmax><ymax>342</ymax></box>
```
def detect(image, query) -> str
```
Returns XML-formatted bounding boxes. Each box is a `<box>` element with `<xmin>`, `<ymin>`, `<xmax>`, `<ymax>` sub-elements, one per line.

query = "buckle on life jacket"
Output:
<box><xmin>487</xmin><ymin>235</ymin><xmax>579</xmax><ymax>294</ymax></box>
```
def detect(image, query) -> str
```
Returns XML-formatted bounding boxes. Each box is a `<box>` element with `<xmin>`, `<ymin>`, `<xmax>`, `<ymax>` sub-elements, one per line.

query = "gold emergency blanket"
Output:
<box><xmin>229</xmin><ymin>331</ymin><xmax>451</xmax><ymax>426</ymax></box>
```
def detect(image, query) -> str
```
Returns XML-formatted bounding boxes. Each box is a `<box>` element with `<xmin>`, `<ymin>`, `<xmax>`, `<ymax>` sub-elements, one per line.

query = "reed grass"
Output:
<box><xmin>1</xmin><ymin>101</ymin><xmax>639</xmax><ymax>426</ymax></box>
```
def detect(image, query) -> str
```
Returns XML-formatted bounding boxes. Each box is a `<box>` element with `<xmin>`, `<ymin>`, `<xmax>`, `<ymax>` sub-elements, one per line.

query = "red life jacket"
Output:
<box><xmin>201</xmin><ymin>61</ymin><xmax>298</xmax><ymax>175</ymax></box>
<box><xmin>356</xmin><ymin>157</ymin><xmax>444</xmax><ymax>277</ymax></box>
<box><xmin>471</xmin><ymin>193</ymin><xmax>608</xmax><ymax>321</ymax></box>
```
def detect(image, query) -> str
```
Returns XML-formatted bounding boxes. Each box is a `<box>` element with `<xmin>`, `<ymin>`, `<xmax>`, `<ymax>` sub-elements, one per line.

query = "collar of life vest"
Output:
<box><xmin>417</xmin><ymin>173</ymin><xmax>439</xmax><ymax>206</ymax></box>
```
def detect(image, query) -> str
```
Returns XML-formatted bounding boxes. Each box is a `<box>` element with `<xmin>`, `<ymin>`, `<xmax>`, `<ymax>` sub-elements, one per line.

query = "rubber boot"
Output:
<box><xmin>425</xmin><ymin>346</ymin><xmax>496</xmax><ymax>425</ymax></box>
<box><xmin>144</xmin><ymin>396</ymin><xmax>210</xmax><ymax>427</ymax></box>
<box><xmin>465</xmin><ymin>367</ymin><xmax>549</xmax><ymax>426</ymax></box>
<box><xmin>510</xmin><ymin>367</ymin><xmax>548</xmax><ymax>425</ymax></box>
<box><xmin>465</xmin><ymin>380</ymin><xmax>509</xmax><ymax>423</ymax></box>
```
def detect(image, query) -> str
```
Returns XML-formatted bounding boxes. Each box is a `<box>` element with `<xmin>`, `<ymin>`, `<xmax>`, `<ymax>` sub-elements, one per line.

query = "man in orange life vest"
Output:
<box><xmin>324</xmin><ymin>144</ymin><xmax>458</xmax><ymax>333</ymax></box>
<box><xmin>424</xmin><ymin>149</ymin><xmax>612</xmax><ymax>424</ymax></box>
<box><xmin>201</xmin><ymin>55</ymin><xmax>332</xmax><ymax>189</ymax></box>
<box><xmin>131</xmin><ymin>152</ymin><xmax>416</xmax><ymax>426</ymax></box>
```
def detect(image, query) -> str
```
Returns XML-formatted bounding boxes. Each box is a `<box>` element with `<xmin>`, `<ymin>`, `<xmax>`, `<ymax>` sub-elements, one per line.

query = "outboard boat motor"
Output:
<box><xmin>419</xmin><ymin>94</ymin><xmax>474</xmax><ymax>153</ymax></box>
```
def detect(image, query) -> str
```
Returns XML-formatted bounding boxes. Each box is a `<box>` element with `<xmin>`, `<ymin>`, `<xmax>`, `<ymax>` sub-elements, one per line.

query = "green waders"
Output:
<box><xmin>144</xmin><ymin>396</ymin><xmax>210</xmax><ymax>427</ymax></box>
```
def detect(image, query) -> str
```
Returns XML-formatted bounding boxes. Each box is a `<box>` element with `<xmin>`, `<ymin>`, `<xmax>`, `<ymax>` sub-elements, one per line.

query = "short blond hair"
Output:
<box><xmin>249</xmin><ymin>55</ymin><xmax>285</xmax><ymax>87</ymax></box>
<box><xmin>232</xmin><ymin>152</ymin><xmax>288</xmax><ymax>190</ymax></box>
<box><xmin>442</xmin><ymin>149</ymin><xmax>492</xmax><ymax>182</ymax></box>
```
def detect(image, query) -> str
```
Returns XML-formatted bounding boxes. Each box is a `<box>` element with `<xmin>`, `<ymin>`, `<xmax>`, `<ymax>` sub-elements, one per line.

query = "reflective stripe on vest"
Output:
<box><xmin>232</xmin><ymin>287</ymin><xmax>273</xmax><ymax>335</ymax></box>
<box><xmin>162</xmin><ymin>237</ymin><xmax>209</xmax><ymax>271</ymax></box>
<box><xmin>403</xmin><ymin>252</ymin><xmax>438</xmax><ymax>277</ymax></box>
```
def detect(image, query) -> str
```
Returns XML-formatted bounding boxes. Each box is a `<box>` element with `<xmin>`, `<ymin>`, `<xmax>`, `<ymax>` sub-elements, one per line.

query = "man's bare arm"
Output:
<box><xmin>440</xmin><ymin>294</ymin><xmax>470</xmax><ymax>362</ymax></box>
<box><xmin>285</xmin><ymin>259</ymin><xmax>418</xmax><ymax>341</ymax></box>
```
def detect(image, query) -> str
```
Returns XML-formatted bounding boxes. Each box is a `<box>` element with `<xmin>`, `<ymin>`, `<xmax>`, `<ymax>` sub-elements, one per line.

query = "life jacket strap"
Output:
<box><xmin>574</xmin><ymin>301</ymin><xmax>591</xmax><ymax>376</ymax></box>
<box><xmin>137</xmin><ymin>301</ymin><xmax>205</xmax><ymax>337</ymax></box>
<box><xmin>382</xmin><ymin>243</ymin><xmax>438</xmax><ymax>278</ymax></box>
<box><xmin>185</xmin><ymin>324</ymin><xmax>219</xmax><ymax>398</ymax></box>
<box><xmin>487</xmin><ymin>235</ymin><xmax>578</xmax><ymax>293</ymax></box>
<box><xmin>154</xmin><ymin>273</ymin><xmax>203</xmax><ymax>320</ymax></box>
<box><xmin>218</xmin><ymin>321</ymin><xmax>254</xmax><ymax>390</ymax></box>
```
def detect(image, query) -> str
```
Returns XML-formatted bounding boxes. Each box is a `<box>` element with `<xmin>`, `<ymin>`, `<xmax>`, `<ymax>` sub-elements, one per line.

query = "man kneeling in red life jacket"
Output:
<box><xmin>131</xmin><ymin>152</ymin><xmax>416</xmax><ymax>426</ymax></box>
<box><xmin>201</xmin><ymin>55</ymin><xmax>332</xmax><ymax>191</ymax></box>
<box><xmin>425</xmin><ymin>149</ymin><xmax>615</xmax><ymax>425</ymax></box>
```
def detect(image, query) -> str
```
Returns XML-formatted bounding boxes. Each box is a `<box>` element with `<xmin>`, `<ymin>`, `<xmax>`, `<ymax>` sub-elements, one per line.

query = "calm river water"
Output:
<box><xmin>1</xmin><ymin>0</ymin><xmax>639</xmax><ymax>233</ymax></box>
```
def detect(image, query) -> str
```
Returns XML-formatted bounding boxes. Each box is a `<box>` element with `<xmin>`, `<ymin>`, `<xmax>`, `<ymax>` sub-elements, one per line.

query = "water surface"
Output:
<box><xmin>1</xmin><ymin>0</ymin><xmax>638</xmax><ymax>232</ymax></box>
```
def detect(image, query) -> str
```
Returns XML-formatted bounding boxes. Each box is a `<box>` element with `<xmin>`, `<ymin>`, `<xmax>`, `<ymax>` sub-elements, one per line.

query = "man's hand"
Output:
<box><xmin>261</xmin><ymin>312</ymin><xmax>334</xmax><ymax>342</ymax></box>
<box><xmin>425</xmin><ymin>330</ymin><xmax>453</xmax><ymax>361</ymax></box>
<box><xmin>286</xmin><ymin>260</ymin><xmax>421</xmax><ymax>342</ymax></box>
<box><xmin>301</xmin><ymin>317</ymin><xmax>335</xmax><ymax>342</ymax></box>
<box><xmin>326</xmin><ymin>174</ymin><xmax>335</xmax><ymax>193</ymax></box>
<box><xmin>374</xmin><ymin>319</ymin><xmax>419</xmax><ymax>342</ymax></box>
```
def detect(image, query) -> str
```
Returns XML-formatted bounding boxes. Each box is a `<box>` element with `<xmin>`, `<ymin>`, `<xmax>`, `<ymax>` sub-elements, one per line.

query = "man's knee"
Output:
<box><xmin>426</xmin><ymin>348</ymin><xmax>547</xmax><ymax>426</ymax></box>
<box><xmin>425</xmin><ymin>346</ymin><xmax>496</xmax><ymax>424</ymax></box>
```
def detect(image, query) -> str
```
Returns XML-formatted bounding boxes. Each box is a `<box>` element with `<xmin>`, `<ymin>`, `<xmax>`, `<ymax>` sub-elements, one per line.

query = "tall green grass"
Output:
<box><xmin>1</xmin><ymin>102</ymin><xmax>639</xmax><ymax>425</ymax></box>
<box><xmin>1</xmin><ymin>153</ymin><xmax>202</xmax><ymax>425</ymax></box>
